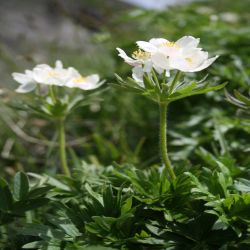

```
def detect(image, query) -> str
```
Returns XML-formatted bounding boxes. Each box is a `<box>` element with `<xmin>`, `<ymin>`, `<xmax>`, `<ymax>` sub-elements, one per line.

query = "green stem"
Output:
<box><xmin>58</xmin><ymin>118</ymin><xmax>71</xmax><ymax>176</ymax></box>
<box><xmin>159</xmin><ymin>102</ymin><xmax>176</xmax><ymax>181</ymax></box>
<box><xmin>169</xmin><ymin>70</ymin><xmax>182</xmax><ymax>94</ymax></box>
<box><xmin>152</xmin><ymin>69</ymin><xmax>161</xmax><ymax>90</ymax></box>
<box><xmin>49</xmin><ymin>85</ymin><xmax>57</xmax><ymax>104</ymax></box>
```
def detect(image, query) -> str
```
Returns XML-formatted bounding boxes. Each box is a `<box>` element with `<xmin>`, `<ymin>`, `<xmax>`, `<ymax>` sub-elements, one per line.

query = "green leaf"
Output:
<box><xmin>85</xmin><ymin>183</ymin><xmax>104</xmax><ymax>206</ymax></box>
<box><xmin>20</xmin><ymin>223</ymin><xmax>65</xmax><ymax>240</ymax></box>
<box><xmin>13</xmin><ymin>172</ymin><xmax>29</xmax><ymax>201</ymax></box>
<box><xmin>234</xmin><ymin>178</ymin><xmax>250</xmax><ymax>192</ymax></box>
<box><xmin>28</xmin><ymin>186</ymin><xmax>53</xmax><ymax>199</ymax></box>
<box><xmin>82</xmin><ymin>246</ymin><xmax>117</xmax><ymax>250</ymax></box>
<box><xmin>28</xmin><ymin>173</ymin><xmax>71</xmax><ymax>191</ymax></box>
<box><xmin>121</xmin><ymin>196</ymin><xmax>132</xmax><ymax>215</ymax></box>
<box><xmin>22</xmin><ymin>241</ymin><xmax>46</xmax><ymax>249</ymax></box>
<box><xmin>13</xmin><ymin>198</ymin><xmax>49</xmax><ymax>213</ymax></box>
<box><xmin>0</xmin><ymin>178</ymin><xmax>13</xmax><ymax>211</ymax></box>
<box><xmin>234</xmin><ymin>90</ymin><xmax>250</xmax><ymax>105</ymax></box>
<box><xmin>23</xmin><ymin>240</ymin><xmax>62</xmax><ymax>250</ymax></box>
<box><xmin>176</xmin><ymin>81</ymin><xmax>197</xmax><ymax>94</ymax></box>
<box><xmin>47</xmin><ymin>215</ymin><xmax>81</xmax><ymax>238</ymax></box>
<box><xmin>170</xmin><ymin>82</ymin><xmax>227</xmax><ymax>102</ymax></box>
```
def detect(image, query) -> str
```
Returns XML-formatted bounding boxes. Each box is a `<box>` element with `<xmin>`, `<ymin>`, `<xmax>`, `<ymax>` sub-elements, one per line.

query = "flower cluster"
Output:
<box><xmin>117</xmin><ymin>36</ymin><xmax>218</xmax><ymax>83</ymax></box>
<box><xmin>12</xmin><ymin>60</ymin><xmax>104</xmax><ymax>93</ymax></box>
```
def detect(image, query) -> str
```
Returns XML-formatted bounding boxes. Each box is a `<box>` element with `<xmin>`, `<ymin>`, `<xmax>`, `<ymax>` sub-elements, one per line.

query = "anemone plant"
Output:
<box><xmin>12</xmin><ymin>60</ymin><xmax>105</xmax><ymax>176</ymax></box>
<box><xmin>116</xmin><ymin>36</ymin><xmax>226</xmax><ymax>181</ymax></box>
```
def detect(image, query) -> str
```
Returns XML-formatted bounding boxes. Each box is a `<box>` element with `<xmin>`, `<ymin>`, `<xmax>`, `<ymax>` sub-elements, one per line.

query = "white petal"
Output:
<box><xmin>25</xmin><ymin>70</ymin><xmax>34</xmax><ymax>78</ymax></box>
<box><xmin>151</xmin><ymin>53</ymin><xmax>170</xmax><ymax>70</ymax></box>
<box><xmin>32</xmin><ymin>68</ymin><xmax>49</xmax><ymax>84</ymax></box>
<box><xmin>136</xmin><ymin>41</ymin><xmax>157</xmax><ymax>53</ymax></box>
<box><xmin>79</xmin><ymin>79</ymin><xmax>103</xmax><ymax>90</ymax></box>
<box><xmin>34</xmin><ymin>64</ymin><xmax>51</xmax><ymax>70</ymax></box>
<box><xmin>85</xmin><ymin>74</ymin><xmax>100</xmax><ymax>84</ymax></box>
<box><xmin>15</xmin><ymin>82</ymin><xmax>36</xmax><ymax>93</ymax></box>
<box><xmin>116</xmin><ymin>48</ymin><xmax>139</xmax><ymax>66</ymax></box>
<box><xmin>68</xmin><ymin>67</ymin><xmax>81</xmax><ymax>78</ymax></box>
<box><xmin>143</xmin><ymin>61</ymin><xmax>153</xmax><ymax>73</ymax></box>
<box><xmin>191</xmin><ymin>56</ymin><xmax>219</xmax><ymax>72</ymax></box>
<box><xmin>68</xmin><ymin>74</ymin><xmax>104</xmax><ymax>90</ymax></box>
<box><xmin>176</xmin><ymin>36</ymin><xmax>200</xmax><ymax>49</ymax></box>
<box><xmin>149</xmin><ymin>38</ymin><xmax>169</xmax><ymax>46</ymax></box>
<box><xmin>82</xmin><ymin>80</ymin><xmax>104</xmax><ymax>90</ymax></box>
<box><xmin>169</xmin><ymin>49</ymin><xmax>210</xmax><ymax>72</ymax></box>
<box><xmin>55</xmin><ymin>60</ymin><xmax>63</xmax><ymax>69</ymax></box>
<box><xmin>184</xmin><ymin>50</ymin><xmax>208</xmax><ymax>69</ymax></box>
<box><xmin>132</xmin><ymin>66</ymin><xmax>144</xmax><ymax>86</ymax></box>
<box><xmin>12</xmin><ymin>72</ymin><xmax>32</xmax><ymax>84</ymax></box>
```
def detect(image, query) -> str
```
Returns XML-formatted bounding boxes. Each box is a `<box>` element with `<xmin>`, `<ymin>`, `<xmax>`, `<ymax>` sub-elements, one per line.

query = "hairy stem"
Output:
<box><xmin>159</xmin><ymin>102</ymin><xmax>176</xmax><ymax>181</ymax></box>
<box><xmin>58</xmin><ymin>119</ymin><xmax>71</xmax><ymax>176</ymax></box>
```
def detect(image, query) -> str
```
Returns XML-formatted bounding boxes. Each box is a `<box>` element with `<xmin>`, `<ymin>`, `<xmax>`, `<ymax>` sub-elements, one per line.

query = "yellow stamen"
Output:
<box><xmin>73</xmin><ymin>76</ymin><xmax>86</xmax><ymax>84</ymax></box>
<box><xmin>48</xmin><ymin>70</ymin><xmax>60</xmax><ymax>77</ymax></box>
<box><xmin>132</xmin><ymin>49</ymin><xmax>150</xmax><ymax>60</ymax></box>
<box><xmin>162</xmin><ymin>41</ymin><xmax>180</xmax><ymax>48</ymax></box>
<box><xmin>185</xmin><ymin>58</ymin><xmax>193</xmax><ymax>64</ymax></box>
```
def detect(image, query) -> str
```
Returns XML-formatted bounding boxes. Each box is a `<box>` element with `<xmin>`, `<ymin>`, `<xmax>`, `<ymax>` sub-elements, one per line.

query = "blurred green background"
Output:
<box><xmin>0</xmin><ymin>0</ymin><xmax>250</xmax><ymax>177</ymax></box>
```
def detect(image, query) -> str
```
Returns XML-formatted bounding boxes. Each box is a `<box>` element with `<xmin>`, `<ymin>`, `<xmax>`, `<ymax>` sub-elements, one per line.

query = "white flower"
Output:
<box><xmin>116</xmin><ymin>47</ymin><xmax>168</xmax><ymax>84</ymax></box>
<box><xmin>65</xmin><ymin>68</ymin><xmax>104</xmax><ymax>90</ymax></box>
<box><xmin>117</xmin><ymin>47</ymin><xmax>152</xmax><ymax>84</ymax></box>
<box><xmin>116</xmin><ymin>48</ymin><xmax>151</xmax><ymax>68</ymax></box>
<box><xmin>137</xmin><ymin>36</ymin><xmax>218</xmax><ymax>73</ymax></box>
<box><xmin>32</xmin><ymin>60</ymin><xmax>73</xmax><ymax>86</ymax></box>
<box><xmin>12</xmin><ymin>60</ymin><xmax>104</xmax><ymax>93</ymax></box>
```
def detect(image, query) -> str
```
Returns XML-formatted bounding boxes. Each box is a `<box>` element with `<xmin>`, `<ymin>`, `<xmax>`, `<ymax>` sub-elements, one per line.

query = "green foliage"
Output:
<box><xmin>0</xmin><ymin>172</ymin><xmax>50</xmax><ymax>226</ymax></box>
<box><xmin>226</xmin><ymin>89</ymin><xmax>250</xmax><ymax>115</ymax></box>
<box><xmin>115</xmin><ymin>72</ymin><xmax>227</xmax><ymax>104</ymax></box>
<box><xmin>2</xmin><ymin>159</ymin><xmax>247</xmax><ymax>250</ymax></box>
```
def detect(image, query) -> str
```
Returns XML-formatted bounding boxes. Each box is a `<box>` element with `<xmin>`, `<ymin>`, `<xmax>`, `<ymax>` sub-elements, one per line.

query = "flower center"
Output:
<box><xmin>73</xmin><ymin>76</ymin><xmax>86</xmax><ymax>84</ymax></box>
<box><xmin>185</xmin><ymin>58</ymin><xmax>193</xmax><ymax>64</ymax></box>
<box><xmin>162</xmin><ymin>41</ymin><xmax>180</xmax><ymax>48</ymax></box>
<box><xmin>48</xmin><ymin>70</ymin><xmax>60</xmax><ymax>77</ymax></box>
<box><xmin>132</xmin><ymin>49</ymin><xmax>150</xmax><ymax>60</ymax></box>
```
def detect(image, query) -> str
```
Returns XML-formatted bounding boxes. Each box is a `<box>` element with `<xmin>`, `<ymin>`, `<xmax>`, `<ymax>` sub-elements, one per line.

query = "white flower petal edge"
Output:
<box><xmin>132</xmin><ymin>66</ymin><xmax>144</xmax><ymax>86</ymax></box>
<box><xmin>12</xmin><ymin>70</ymin><xmax>33</xmax><ymax>84</ymax></box>
<box><xmin>116</xmin><ymin>48</ymin><xmax>141</xmax><ymax>66</ymax></box>
<box><xmin>16</xmin><ymin>82</ymin><xmax>37</xmax><ymax>93</ymax></box>
<box><xmin>12</xmin><ymin>70</ymin><xmax>36</xmax><ymax>93</ymax></box>
<box><xmin>136</xmin><ymin>41</ymin><xmax>159</xmax><ymax>53</ymax></box>
<box><xmin>175</xmin><ymin>36</ymin><xmax>200</xmax><ymax>49</ymax></box>
<box><xmin>65</xmin><ymin>72</ymin><xmax>105</xmax><ymax>90</ymax></box>
<box><xmin>169</xmin><ymin>49</ymin><xmax>218</xmax><ymax>72</ymax></box>
<box><xmin>189</xmin><ymin>55</ymin><xmax>219</xmax><ymax>72</ymax></box>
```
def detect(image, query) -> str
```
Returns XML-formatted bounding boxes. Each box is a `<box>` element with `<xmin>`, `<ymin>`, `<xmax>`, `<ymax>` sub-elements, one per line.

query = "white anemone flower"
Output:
<box><xmin>116</xmin><ymin>47</ymin><xmax>168</xmax><ymax>85</ymax></box>
<box><xmin>32</xmin><ymin>60</ymin><xmax>74</xmax><ymax>86</ymax></box>
<box><xmin>65</xmin><ymin>68</ymin><xmax>104</xmax><ymax>90</ymax></box>
<box><xmin>13</xmin><ymin>60</ymin><xmax>104</xmax><ymax>93</ymax></box>
<box><xmin>116</xmin><ymin>47</ymin><xmax>152</xmax><ymax>83</ymax></box>
<box><xmin>137</xmin><ymin>36</ymin><xmax>218</xmax><ymax>73</ymax></box>
<box><xmin>116</xmin><ymin>47</ymin><xmax>152</xmax><ymax>68</ymax></box>
<box><xmin>12</xmin><ymin>70</ymin><xmax>36</xmax><ymax>93</ymax></box>
<box><xmin>12</xmin><ymin>60</ymin><xmax>73</xmax><ymax>93</ymax></box>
